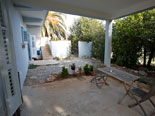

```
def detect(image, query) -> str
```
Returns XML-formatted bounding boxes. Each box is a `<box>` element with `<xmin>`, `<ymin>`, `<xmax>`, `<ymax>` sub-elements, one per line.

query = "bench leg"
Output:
<box><xmin>91</xmin><ymin>76</ymin><xmax>109</xmax><ymax>88</ymax></box>
<box><xmin>149</xmin><ymin>98</ymin><xmax>155</xmax><ymax>108</ymax></box>
<box><xmin>103</xmin><ymin>77</ymin><xmax>109</xmax><ymax>86</ymax></box>
<box><xmin>129</xmin><ymin>94</ymin><xmax>147</xmax><ymax>116</ymax></box>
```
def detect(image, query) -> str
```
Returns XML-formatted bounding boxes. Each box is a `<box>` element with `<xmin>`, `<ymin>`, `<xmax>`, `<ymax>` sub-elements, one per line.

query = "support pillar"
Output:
<box><xmin>104</xmin><ymin>20</ymin><xmax>112</xmax><ymax>67</ymax></box>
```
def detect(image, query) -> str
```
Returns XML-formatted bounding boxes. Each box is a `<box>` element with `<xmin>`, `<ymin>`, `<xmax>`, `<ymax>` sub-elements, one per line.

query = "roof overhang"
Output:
<box><xmin>13</xmin><ymin>0</ymin><xmax>155</xmax><ymax>20</ymax></box>
<box><xmin>14</xmin><ymin>3</ymin><xmax>48</xmax><ymax>28</ymax></box>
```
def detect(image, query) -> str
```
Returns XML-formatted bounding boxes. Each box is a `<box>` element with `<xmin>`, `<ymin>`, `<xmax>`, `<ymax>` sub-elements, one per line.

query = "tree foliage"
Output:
<box><xmin>41</xmin><ymin>12</ymin><xmax>66</xmax><ymax>40</ymax></box>
<box><xmin>69</xmin><ymin>17</ymin><xmax>105</xmax><ymax>60</ymax></box>
<box><xmin>69</xmin><ymin>9</ymin><xmax>155</xmax><ymax>68</ymax></box>
<box><xmin>112</xmin><ymin>9</ymin><xmax>155</xmax><ymax>68</ymax></box>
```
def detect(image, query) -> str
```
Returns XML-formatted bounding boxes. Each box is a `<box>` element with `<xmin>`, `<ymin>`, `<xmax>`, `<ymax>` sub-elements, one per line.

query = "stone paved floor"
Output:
<box><xmin>25</xmin><ymin>57</ymin><xmax>98</xmax><ymax>85</ymax></box>
<box><xmin>22</xmin><ymin>58</ymin><xmax>155</xmax><ymax>116</ymax></box>
<box><xmin>21</xmin><ymin>76</ymin><xmax>155</xmax><ymax>116</ymax></box>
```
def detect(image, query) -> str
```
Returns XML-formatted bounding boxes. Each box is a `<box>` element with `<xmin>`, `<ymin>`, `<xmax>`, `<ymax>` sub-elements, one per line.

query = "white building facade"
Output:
<box><xmin>0</xmin><ymin>0</ymin><xmax>154</xmax><ymax>115</ymax></box>
<box><xmin>0</xmin><ymin>0</ymin><xmax>47</xmax><ymax>115</ymax></box>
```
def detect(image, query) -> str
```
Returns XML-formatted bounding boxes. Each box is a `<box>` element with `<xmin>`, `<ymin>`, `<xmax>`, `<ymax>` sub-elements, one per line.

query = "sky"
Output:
<box><xmin>64</xmin><ymin>13</ymin><xmax>106</xmax><ymax>37</ymax></box>
<box><xmin>65</xmin><ymin>14</ymin><xmax>81</xmax><ymax>35</ymax></box>
<box><xmin>52</xmin><ymin>11</ymin><xmax>106</xmax><ymax>37</ymax></box>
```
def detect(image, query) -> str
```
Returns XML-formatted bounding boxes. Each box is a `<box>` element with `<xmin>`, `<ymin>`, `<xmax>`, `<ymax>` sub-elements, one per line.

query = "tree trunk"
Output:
<box><xmin>143</xmin><ymin>47</ymin><xmax>146</xmax><ymax>66</ymax></box>
<box><xmin>147</xmin><ymin>50</ymin><xmax>154</xmax><ymax>67</ymax></box>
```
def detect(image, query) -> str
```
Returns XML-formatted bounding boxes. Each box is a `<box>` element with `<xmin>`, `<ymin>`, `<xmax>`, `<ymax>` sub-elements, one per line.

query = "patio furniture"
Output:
<box><xmin>90</xmin><ymin>61</ymin><xmax>109</xmax><ymax>88</ymax></box>
<box><xmin>90</xmin><ymin>73</ymin><xmax>109</xmax><ymax>88</ymax></box>
<box><xmin>127</xmin><ymin>86</ymin><xmax>155</xmax><ymax>116</ymax></box>
<box><xmin>97</xmin><ymin>67</ymin><xmax>140</xmax><ymax>103</ymax></box>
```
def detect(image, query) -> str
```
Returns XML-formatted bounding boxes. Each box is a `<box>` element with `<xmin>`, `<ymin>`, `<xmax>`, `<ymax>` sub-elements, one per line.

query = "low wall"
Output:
<box><xmin>49</xmin><ymin>40</ymin><xmax>71</xmax><ymax>58</ymax></box>
<box><xmin>41</xmin><ymin>37</ymin><xmax>50</xmax><ymax>47</ymax></box>
<box><xmin>78</xmin><ymin>41</ymin><xmax>92</xmax><ymax>57</ymax></box>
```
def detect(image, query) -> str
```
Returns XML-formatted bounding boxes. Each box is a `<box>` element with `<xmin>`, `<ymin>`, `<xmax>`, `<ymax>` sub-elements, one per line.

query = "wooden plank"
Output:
<box><xmin>98</xmin><ymin>67</ymin><xmax>140</xmax><ymax>83</ymax></box>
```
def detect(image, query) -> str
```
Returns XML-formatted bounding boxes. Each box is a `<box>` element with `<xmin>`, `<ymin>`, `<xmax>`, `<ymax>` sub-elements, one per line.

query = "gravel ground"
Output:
<box><xmin>24</xmin><ymin>57</ymin><xmax>101</xmax><ymax>86</ymax></box>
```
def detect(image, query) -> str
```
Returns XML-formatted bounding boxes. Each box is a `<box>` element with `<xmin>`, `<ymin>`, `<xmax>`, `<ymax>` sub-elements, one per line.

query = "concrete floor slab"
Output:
<box><xmin>21</xmin><ymin>76</ymin><xmax>155</xmax><ymax>116</ymax></box>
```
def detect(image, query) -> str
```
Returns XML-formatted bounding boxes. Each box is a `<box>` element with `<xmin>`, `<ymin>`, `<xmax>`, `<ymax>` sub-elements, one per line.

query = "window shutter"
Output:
<box><xmin>0</xmin><ymin>0</ymin><xmax>22</xmax><ymax>115</ymax></box>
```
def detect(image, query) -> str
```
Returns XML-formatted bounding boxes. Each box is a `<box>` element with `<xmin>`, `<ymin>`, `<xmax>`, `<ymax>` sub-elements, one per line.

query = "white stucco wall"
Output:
<box><xmin>7</xmin><ymin>1</ymin><xmax>29</xmax><ymax>88</ymax></box>
<box><xmin>27</xmin><ymin>27</ymin><xmax>42</xmax><ymax>50</ymax></box>
<box><xmin>78</xmin><ymin>41</ymin><xmax>92</xmax><ymax>57</ymax></box>
<box><xmin>50</xmin><ymin>41</ymin><xmax>71</xmax><ymax>58</ymax></box>
<box><xmin>41</xmin><ymin>37</ymin><xmax>50</xmax><ymax>47</ymax></box>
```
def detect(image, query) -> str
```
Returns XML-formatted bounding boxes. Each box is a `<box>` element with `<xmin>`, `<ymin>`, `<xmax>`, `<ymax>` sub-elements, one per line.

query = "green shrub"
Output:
<box><xmin>89</xmin><ymin>65</ymin><xmax>93</xmax><ymax>72</ymax></box>
<box><xmin>53</xmin><ymin>57</ymin><xmax>60</xmax><ymax>60</ymax></box>
<box><xmin>137</xmin><ymin>77</ymin><xmax>147</xmax><ymax>84</ymax></box>
<box><xmin>83</xmin><ymin>64</ymin><xmax>90</xmax><ymax>75</ymax></box>
<box><xmin>29</xmin><ymin>64</ymin><xmax>40</xmax><ymax>69</ymax></box>
<box><xmin>70</xmin><ymin>63</ymin><xmax>76</xmax><ymax>71</ymax></box>
<box><xmin>61</xmin><ymin>67</ymin><xmax>69</xmax><ymax>78</ymax></box>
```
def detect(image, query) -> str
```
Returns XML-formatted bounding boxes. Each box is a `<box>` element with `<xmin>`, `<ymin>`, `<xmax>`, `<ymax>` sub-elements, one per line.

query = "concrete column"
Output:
<box><xmin>104</xmin><ymin>20</ymin><xmax>112</xmax><ymax>67</ymax></box>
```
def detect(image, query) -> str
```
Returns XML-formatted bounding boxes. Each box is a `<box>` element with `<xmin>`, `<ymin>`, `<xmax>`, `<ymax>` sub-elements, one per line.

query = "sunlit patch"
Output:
<box><xmin>55</xmin><ymin>106</ymin><xmax>65</xmax><ymax>113</ymax></box>
<box><xmin>23</xmin><ymin>95</ymin><xmax>32</xmax><ymax>108</ymax></box>
<box><xmin>54</xmin><ymin>106</ymin><xmax>70</xmax><ymax>116</ymax></box>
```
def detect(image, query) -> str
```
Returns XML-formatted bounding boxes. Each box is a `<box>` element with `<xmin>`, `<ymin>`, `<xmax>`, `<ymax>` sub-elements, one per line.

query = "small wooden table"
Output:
<box><xmin>97</xmin><ymin>67</ymin><xmax>140</xmax><ymax>103</ymax></box>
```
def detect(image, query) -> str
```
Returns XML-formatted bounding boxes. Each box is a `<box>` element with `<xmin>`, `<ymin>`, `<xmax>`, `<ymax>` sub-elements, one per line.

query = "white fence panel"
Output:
<box><xmin>50</xmin><ymin>41</ymin><xmax>71</xmax><ymax>58</ymax></box>
<box><xmin>78</xmin><ymin>41</ymin><xmax>92</xmax><ymax>57</ymax></box>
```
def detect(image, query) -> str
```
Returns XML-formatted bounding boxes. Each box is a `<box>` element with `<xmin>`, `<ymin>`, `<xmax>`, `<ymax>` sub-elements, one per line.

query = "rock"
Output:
<box><xmin>46</xmin><ymin>75</ymin><xmax>56</xmax><ymax>83</ymax></box>
<box><xmin>39</xmin><ymin>80</ymin><xmax>45</xmax><ymax>84</ymax></box>
<box><xmin>139</xmin><ymin>70</ymin><xmax>148</xmax><ymax>76</ymax></box>
<box><xmin>30</xmin><ymin>76</ymin><xmax>37</xmax><ymax>79</ymax></box>
<box><xmin>133</xmin><ymin>70</ymin><xmax>138</xmax><ymax>73</ymax></box>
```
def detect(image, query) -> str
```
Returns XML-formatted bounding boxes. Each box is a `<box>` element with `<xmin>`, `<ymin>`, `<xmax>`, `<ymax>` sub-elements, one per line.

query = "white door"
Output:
<box><xmin>0</xmin><ymin>0</ymin><xmax>22</xmax><ymax>115</ymax></box>
<box><xmin>30</xmin><ymin>35</ymin><xmax>37</xmax><ymax>58</ymax></box>
<box><xmin>27</xmin><ymin>33</ymin><xmax>32</xmax><ymax>60</ymax></box>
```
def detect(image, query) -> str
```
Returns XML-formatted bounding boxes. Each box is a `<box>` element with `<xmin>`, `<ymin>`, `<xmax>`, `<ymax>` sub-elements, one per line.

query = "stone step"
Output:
<box><xmin>41</xmin><ymin>44</ymin><xmax>52</xmax><ymax>60</ymax></box>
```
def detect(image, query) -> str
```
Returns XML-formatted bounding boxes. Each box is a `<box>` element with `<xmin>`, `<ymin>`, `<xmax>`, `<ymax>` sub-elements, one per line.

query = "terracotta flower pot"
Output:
<box><xmin>101</xmin><ymin>64</ymin><xmax>105</xmax><ymax>67</ymax></box>
<box><xmin>22</xmin><ymin>43</ymin><xmax>25</xmax><ymax>48</ymax></box>
<box><xmin>90</xmin><ymin>71</ymin><xmax>94</xmax><ymax>76</ymax></box>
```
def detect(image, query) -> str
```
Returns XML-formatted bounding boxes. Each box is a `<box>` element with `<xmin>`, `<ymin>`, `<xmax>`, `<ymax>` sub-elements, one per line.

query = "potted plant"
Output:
<box><xmin>89</xmin><ymin>65</ymin><xmax>94</xmax><ymax>76</ymax></box>
<box><xmin>78</xmin><ymin>67</ymin><xmax>82</xmax><ymax>76</ymax></box>
<box><xmin>83</xmin><ymin>64</ymin><xmax>90</xmax><ymax>75</ymax></box>
<box><xmin>61</xmin><ymin>66</ymin><xmax>69</xmax><ymax>78</ymax></box>
<box><xmin>70</xmin><ymin>63</ymin><xmax>76</xmax><ymax>75</ymax></box>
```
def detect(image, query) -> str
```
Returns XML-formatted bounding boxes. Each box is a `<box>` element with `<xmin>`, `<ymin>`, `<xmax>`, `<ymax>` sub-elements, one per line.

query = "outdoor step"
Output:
<box><xmin>41</xmin><ymin>44</ymin><xmax>52</xmax><ymax>60</ymax></box>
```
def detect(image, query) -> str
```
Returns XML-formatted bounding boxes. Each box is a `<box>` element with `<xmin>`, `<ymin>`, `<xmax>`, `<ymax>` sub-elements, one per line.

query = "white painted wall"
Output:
<box><xmin>41</xmin><ymin>37</ymin><xmax>50</xmax><ymax>47</ymax></box>
<box><xmin>78</xmin><ymin>41</ymin><xmax>92</xmax><ymax>57</ymax></box>
<box><xmin>7</xmin><ymin>0</ymin><xmax>29</xmax><ymax>88</ymax></box>
<box><xmin>27</xmin><ymin>27</ymin><xmax>42</xmax><ymax>50</ymax></box>
<box><xmin>49</xmin><ymin>41</ymin><xmax>71</xmax><ymax>58</ymax></box>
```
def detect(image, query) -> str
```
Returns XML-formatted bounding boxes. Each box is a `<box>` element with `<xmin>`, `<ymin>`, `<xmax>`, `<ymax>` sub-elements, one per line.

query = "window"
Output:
<box><xmin>24</xmin><ymin>31</ymin><xmax>28</xmax><ymax>41</ymax></box>
<box><xmin>32</xmin><ymin>37</ymin><xmax>35</xmax><ymax>48</ymax></box>
<box><xmin>21</xmin><ymin>27</ymin><xmax>28</xmax><ymax>42</ymax></box>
